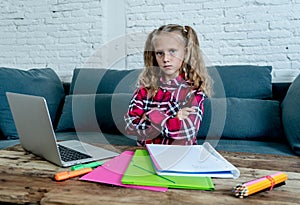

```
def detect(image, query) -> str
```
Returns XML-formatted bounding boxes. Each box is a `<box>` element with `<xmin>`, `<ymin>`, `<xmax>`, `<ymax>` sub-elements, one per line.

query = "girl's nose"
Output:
<box><xmin>163</xmin><ymin>53</ymin><xmax>170</xmax><ymax>63</ymax></box>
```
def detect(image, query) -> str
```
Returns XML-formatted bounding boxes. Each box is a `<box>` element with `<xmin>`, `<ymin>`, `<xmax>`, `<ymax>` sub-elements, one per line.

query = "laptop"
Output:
<box><xmin>6</xmin><ymin>92</ymin><xmax>119</xmax><ymax>167</ymax></box>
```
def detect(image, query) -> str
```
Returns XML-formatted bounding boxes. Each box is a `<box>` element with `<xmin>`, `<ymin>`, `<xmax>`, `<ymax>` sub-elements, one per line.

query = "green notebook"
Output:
<box><xmin>121</xmin><ymin>150</ymin><xmax>214</xmax><ymax>190</ymax></box>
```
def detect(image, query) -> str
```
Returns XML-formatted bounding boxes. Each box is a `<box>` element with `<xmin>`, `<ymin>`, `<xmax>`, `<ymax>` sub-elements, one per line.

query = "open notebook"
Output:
<box><xmin>146</xmin><ymin>142</ymin><xmax>240</xmax><ymax>179</ymax></box>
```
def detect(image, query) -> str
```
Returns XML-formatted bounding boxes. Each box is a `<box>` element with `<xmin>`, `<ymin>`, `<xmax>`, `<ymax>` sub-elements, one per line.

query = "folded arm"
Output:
<box><xmin>124</xmin><ymin>87</ymin><xmax>206</xmax><ymax>142</ymax></box>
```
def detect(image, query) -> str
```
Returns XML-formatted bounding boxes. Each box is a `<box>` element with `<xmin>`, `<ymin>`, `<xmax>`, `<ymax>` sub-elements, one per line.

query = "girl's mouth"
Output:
<box><xmin>163</xmin><ymin>65</ymin><xmax>172</xmax><ymax>68</ymax></box>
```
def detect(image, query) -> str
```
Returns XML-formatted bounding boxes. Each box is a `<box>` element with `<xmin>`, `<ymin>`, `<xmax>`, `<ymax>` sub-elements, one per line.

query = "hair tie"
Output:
<box><xmin>183</xmin><ymin>26</ymin><xmax>188</xmax><ymax>33</ymax></box>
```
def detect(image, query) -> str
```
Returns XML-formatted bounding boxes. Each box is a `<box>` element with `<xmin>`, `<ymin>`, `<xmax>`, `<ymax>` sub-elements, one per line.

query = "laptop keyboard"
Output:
<box><xmin>58</xmin><ymin>144</ymin><xmax>92</xmax><ymax>162</ymax></box>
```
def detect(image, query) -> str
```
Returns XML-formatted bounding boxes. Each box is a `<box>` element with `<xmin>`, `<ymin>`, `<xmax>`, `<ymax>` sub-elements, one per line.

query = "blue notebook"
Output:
<box><xmin>121</xmin><ymin>149</ymin><xmax>214</xmax><ymax>190</ymax></box>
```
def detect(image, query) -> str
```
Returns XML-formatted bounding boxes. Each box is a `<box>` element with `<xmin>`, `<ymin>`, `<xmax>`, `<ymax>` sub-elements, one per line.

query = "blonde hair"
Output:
<box><xmin>139</xmin><ymin>24</ymin><xmax>213</xmax><ymax>97</ymax></box>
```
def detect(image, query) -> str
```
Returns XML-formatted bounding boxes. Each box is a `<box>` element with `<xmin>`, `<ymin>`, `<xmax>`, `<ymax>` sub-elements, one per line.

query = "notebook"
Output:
<box><xmin>80</xmin><ymin>151</ymin><xmax>168</xmax><ymax>192</ymax></box>
<box><xmin>121</xmin><ymin>150</ymin><xmax>214</xmax><ymax>190</ymax></box>
<box><xmin>6</xmin><ymin>92</ymin><xmax>119</xmax><ymax>167</ymax></box>
<box><xmin>146</xmin><ymin>142</ymin><xmax>240</xmax><ymax>179</ymax></box>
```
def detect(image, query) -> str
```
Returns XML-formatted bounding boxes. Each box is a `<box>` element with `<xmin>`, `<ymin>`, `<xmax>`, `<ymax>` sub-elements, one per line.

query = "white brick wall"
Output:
<box><xmin>125</xmin><ymin>0</ymin><xmax>300</xmax><ymax>82</ymax></box>
<box><xmin>0</xmin><ymin>0</ymin><xmax>299</xmax><ymax>82</ymax></box>
<box><xmin>0</xmin><ymin>0</ymin><xmax>104</xmax><ymax>81</ymax></box>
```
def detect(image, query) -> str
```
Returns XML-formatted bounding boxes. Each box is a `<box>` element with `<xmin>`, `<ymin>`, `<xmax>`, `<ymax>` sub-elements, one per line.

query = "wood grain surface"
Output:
<box><xmin>0</xmin><ymin>144</ymin><xmax>299</xmax><ymax>205</ymax></box>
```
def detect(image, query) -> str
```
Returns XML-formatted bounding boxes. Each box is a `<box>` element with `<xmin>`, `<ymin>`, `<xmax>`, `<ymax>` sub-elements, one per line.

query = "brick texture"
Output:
<box><xmin>0</xmin><ymin>0</ymin><xmax>299</xmax><ymax>82</ymax></box>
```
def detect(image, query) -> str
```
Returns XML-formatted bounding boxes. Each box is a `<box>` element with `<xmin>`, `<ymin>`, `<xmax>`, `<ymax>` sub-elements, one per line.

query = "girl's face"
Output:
<box><xmin>153</xmin><ymin>32</ymin><xmax>186</xmax><ymax>82</ymax></box>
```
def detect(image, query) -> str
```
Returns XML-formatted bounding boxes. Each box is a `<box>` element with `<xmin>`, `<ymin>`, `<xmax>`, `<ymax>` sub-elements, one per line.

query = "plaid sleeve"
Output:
<box><xmin>161</xmin><ymin>90</ymin><xmax>206</xmax><ymax>141</ymax></box>
<box><xmin>124</xmin><ymin>88</ymin><xmax>161</xmax><ymax>140</ymax></box>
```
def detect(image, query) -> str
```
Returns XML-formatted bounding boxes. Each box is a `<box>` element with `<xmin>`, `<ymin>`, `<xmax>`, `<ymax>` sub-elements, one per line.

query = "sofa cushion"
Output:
<box><xmin>208</xmin><ymin>65</ymin><xmax>272</xmax><ymax>99</ymax></box>
<box><xmin>0</xmin><ymin>67</ymin><xmax>65</xmax><ymax>139</ymax></box>
<box><xmin>56</xmin><ymin>93</ymin><xmax>132</xmax><ymax>134</ymax></box>
<box><xmin>198</xmin><ymin>97</ymin><xmax>283</xmax><ymax>140</ymax></box>
<box><xmin>69</xmin><ymin>68</ymin><xmax>140</xmax><ymax>94</ymax></box>
<box><xmin>281</xmin><ymin>74</ymin><xmax>300</xmax><ymax>155</ymax></box>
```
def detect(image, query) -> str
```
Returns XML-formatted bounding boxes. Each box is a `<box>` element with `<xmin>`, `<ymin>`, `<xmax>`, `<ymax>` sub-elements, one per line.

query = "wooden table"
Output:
<box><xmin>0</xmin><ymin>144</ymin><xmax>299</xmax><ymax>205</ymax></box>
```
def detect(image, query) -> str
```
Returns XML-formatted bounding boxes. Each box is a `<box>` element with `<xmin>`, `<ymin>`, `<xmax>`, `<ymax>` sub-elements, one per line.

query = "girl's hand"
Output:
<box><xmin>142</xmin><ymin>113</ymin><xmax>147</xmax><ymax>120</ymax></box>
<box><xmin>176</xmin><ymin>107</ymin><xmax>197</xmax><ymax>120</ymax></box>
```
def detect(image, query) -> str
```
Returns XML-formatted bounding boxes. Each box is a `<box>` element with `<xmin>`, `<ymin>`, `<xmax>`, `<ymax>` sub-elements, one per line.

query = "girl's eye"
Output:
<box><xmin>156</xmin><ymin>51</ymin><xmax>164</xmax><ymax>57</ymax></box>
<box><xmin>169</xmin><ymin>49</ymin><xmax>177</xmax><ymax>56</ymax></box>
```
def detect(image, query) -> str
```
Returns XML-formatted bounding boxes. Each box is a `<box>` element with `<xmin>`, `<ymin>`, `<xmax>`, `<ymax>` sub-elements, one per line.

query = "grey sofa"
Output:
<box><xmin>0</xmin><ymin>66</ymin><xmax>299</xmax><ymax>156</ymax></box>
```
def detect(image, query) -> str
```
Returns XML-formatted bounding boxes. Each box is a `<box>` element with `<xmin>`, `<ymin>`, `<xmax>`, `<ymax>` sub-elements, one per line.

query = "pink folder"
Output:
<box><xmin>80</xmin><ymin>150</ymin><xmax>168</xmax><ymax>192</ymax></box>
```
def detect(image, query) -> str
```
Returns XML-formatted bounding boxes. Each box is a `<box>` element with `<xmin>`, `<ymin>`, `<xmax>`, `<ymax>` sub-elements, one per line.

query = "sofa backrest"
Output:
<box><xmin>207</xmin><ymin>65</ymin><xmax>273</xmax><ymax>99</ymax></box>
<box><xmin>0</xmin><ymin>66</ymin><xmax>291</xmax><ymax>143</ymax></box>
<box><xmin>61</xmin><ymin>68</ymin><xmax>291</xmax><ymax>103</ymax></box>
<box><xmin>54</xmin><ymin>66</ymin><xmax>285</xmax><ymax>142</ymax></box>
<box><xmin>69</xmin><ymin>68</ymin><xmax>140</xmax><ymax>95</ymax></box>
<box><xmin>0</xmin><ymin>67</ymin><xmax>65</xmax><ymax>140</ymax></box>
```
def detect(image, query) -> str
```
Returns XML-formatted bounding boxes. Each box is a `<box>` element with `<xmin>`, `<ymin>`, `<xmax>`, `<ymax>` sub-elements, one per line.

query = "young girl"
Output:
<box><xmin>124</xmin><ymin>24</ymin><xmax>213</xmax><ymax>146</ymax></box>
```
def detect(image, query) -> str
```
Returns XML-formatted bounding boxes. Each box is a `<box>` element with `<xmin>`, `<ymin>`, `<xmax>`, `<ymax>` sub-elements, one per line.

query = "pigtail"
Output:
<box><xmin>184</xmin><ymin>25</ymin><xmax>213</xmax><ymax>97</ymax></box>
<box><xmin>139</xmin><ymin>29</ymin><xmax>160</xmax><ymax>96</ymax></box>
<box><xmin>143</xmin><ymin>29</ymin><xmax>156</xmax><ymax>69</ymax></box>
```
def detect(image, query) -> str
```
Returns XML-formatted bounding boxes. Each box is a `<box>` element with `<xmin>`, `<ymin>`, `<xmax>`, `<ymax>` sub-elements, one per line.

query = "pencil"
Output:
<box><xmin>232</xmin><ymin>172</ymin><xmax>288</xmax><ymax>198</ymax></box>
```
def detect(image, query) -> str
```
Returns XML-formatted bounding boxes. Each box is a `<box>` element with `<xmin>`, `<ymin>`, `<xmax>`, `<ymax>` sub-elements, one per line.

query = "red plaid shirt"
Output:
<box><xmin>124</xmin><ymin>74</ymin><xmax>206</xmax><ymax>146</ymax></box>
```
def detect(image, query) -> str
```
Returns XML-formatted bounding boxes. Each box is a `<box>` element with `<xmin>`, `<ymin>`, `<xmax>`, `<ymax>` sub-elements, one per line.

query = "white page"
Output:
<box><xmin>146</xmin><ymin>142</ymin><xmax>240</xmax><ymax>179</ymax></box>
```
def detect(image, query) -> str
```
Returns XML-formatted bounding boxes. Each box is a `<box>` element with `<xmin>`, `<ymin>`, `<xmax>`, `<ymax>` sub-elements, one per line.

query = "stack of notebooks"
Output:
<box><xmin>80</xmin><ymin>142</ymin><xmax>240</xmax><ymax>192</ymax></box>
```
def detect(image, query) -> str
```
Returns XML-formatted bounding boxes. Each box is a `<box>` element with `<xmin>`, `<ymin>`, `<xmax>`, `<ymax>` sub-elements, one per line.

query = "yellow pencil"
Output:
<box><xmin>233</xmin><ymin>172</ymin><xmax>288</xmax><ymax>197</ymax></box>
<box><xmin>247</xmin><ymin>173</ymin><xmax>287</xmax><ymax>195</ymax></box>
